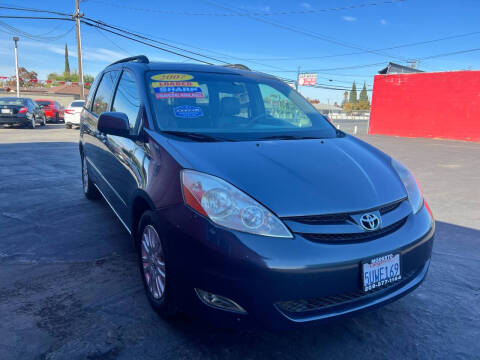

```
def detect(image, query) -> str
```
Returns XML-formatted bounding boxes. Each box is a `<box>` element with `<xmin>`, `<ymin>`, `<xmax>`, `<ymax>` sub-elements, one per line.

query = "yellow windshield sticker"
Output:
<box><xmin>152</xmin><ymin>81</ymin><xmax>199</xmax><ymax>88</ymax></box>
<box><xmin>151</xmin><ymin>73</ymin><xmax>194</xmax><ymax>81</ymax></box>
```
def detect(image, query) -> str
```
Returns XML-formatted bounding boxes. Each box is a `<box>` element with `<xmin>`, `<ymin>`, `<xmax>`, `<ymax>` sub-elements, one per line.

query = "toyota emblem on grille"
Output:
<box><xmin>360</xmin><ymin>213</ymin><xmax>381</xmax><ymax>231</ymax></box>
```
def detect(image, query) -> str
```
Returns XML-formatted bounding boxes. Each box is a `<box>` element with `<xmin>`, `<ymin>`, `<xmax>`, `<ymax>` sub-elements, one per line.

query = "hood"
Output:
<box><xmin>159</xmin><ymin>134</ymin><xmax>407</xmax><ymax>217</ymax></box>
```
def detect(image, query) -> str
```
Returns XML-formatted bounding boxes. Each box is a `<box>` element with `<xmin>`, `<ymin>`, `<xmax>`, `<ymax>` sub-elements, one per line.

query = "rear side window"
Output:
<box><xmin>85</xmin><ymin>76</ymin><xmax>100</xmax><ymax>110</ymax></box>
<box><xmin>112</xmin><ymin>71</ymin><xmax>140</xmax><ymax>130</ymax></box>
<box><xmin>92</xmin><ymin>71</ymin><xmax>119</xmax><ymax>116</ymax></box>
<box><xmin>35</xmin><ymin>100</ymin><xmax>51</xmax><ymax>106</ymax></box>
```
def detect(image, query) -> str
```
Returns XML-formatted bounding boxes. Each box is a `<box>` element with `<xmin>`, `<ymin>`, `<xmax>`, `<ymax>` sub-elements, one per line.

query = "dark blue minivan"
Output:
<box><xmin>79</xmin><ymin>55</ymin><xmax>434</xmax><ymax>330</ymax></box>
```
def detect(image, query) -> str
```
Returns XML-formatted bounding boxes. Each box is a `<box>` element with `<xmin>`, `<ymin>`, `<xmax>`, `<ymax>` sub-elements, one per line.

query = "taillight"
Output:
<box><xmin>65</xmin><ymin>109</ymin><xmax>74</xmax><ymax>114</ymax></box>
<box><xmin>18</xmin><ymin>107</ymin><xmax>28</xmax><ymax>114</ymax></box>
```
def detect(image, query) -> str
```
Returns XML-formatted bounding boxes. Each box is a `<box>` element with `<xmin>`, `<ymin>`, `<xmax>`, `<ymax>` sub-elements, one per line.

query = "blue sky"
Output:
<box><xmin>1</xmin><ymin>0</ymin><xmax>480</xmax><ymax>103</ymax></box>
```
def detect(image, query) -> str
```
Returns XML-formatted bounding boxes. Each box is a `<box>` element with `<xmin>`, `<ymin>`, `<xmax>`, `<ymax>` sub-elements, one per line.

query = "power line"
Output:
<box><xmin>241</xmin><ymin>31</ymin><xmax>480</xmax><ymax>61</ymax></box>
<box><xmin>0</xmin><ymin>20</ymin><xmax>75</xmax><ymax>41</ymax></box>
<box><xmin>269</xmin><ymin>47</ymin><xmax>480</xmax><ymax>72</ymax></box>
<box><xmin>81</xmin><ymin>18</ymin><xmax>290</xmax><ymax>72</ymax></box>
<box><xmin>83</xmin><ymin>17</ymin><xmax>231</xmax><ymax>65</ymax></box>
<box><xmin>0</xmin><ymin>5</ymin><xmax>71</xmax><ymax>17</ymax></box>
<box><xmin>81</xmin><ymin>19</ymin><xmax>216</xmax><ymax>65</ymax></box>
<box><xmin>203</xmin><ymin>0</ymin><xmax>412</xmax><ymax>64</ymax></box>
<box><xmin>84</xmin><ymin>0</ymin><xmax>405</xmax><ymax>16</ymax></box>
<box><xmin>0</xmin><ymin>15</ymin><xmax>73</xmax><ymax>21</ymax></box>
<box><xmin>93</xmin><ymin>25</ymin><xmax>133</xmax><ymax>56</ymax></box>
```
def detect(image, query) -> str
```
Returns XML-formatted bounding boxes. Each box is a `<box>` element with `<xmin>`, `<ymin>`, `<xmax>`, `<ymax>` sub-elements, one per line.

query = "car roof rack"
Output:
<box><xmin>222</xmin><ymin>64</ymin><xmax>251</xmax><ymax>71</ymax></box>
<box><xmin>109</xmin><ymin>55</ymin><xmax>149</xmax><ymax>67</ymax></box>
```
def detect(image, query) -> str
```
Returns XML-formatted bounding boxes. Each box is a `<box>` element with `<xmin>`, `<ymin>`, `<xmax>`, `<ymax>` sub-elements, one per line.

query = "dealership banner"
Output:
<box><xmin>298</xmin><ymin>73</ymin><xmax>317</xmax><ymax>86</ymax></box>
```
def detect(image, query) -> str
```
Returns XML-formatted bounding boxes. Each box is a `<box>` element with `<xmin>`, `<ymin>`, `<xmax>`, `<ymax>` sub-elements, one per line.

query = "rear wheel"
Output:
<box><xmin>137</xmin><ymin>211</ymin><xmax>177</xmax><ymax>320</ymax></box>
<box><xmin>81</xmin><ymin>154</ymin><xmax>100</xmax><ymax>200</ymax></box>
<box><xmin>65</xmin><ymin>123</ymin><xmax>72</xmax><ymax>129</ymax></box>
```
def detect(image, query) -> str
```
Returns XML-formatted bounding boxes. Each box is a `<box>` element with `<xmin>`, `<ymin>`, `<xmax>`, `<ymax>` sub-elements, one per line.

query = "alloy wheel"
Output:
<box><xmin>141</xmin><ymin>225</ymin><xmax>166</xmax><ymax>300</ymax></box>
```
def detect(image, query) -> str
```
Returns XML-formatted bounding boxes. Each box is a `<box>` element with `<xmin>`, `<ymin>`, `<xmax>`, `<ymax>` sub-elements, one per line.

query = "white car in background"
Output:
<box><xmin>64</xmin><ymin>100</ymin><xmax>85</xmax><ymax>128</ymax></box>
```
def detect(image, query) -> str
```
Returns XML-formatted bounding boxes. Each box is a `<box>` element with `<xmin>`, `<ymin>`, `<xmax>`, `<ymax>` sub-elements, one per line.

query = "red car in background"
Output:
<box><xmin>34</xmin><ymin>99</ymin><xmax>64</xmax><ymax>123</ymax></box>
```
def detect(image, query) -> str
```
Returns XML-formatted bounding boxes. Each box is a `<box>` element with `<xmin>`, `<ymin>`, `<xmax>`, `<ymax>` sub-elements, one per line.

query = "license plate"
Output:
<box><xmin>1</xmin><ymin>109</ymin><xmax>11</xmax><ymax>114</ymax></box>
<box><xmin>362</xmin><ymin>253</ymin><xmax>401</xmax><ymax>292</ymax></box>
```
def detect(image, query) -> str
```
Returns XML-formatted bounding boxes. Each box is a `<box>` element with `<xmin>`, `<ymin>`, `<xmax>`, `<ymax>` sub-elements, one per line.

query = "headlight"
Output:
<box><xmin>181</xmin><ymin>169</ymin><xmax>293</xmax><ymax>238</ymax></box>
<box><xmin>391</xmin><ymin>158</ymin><xmax>423</xmax><ymax>214</ymax></box>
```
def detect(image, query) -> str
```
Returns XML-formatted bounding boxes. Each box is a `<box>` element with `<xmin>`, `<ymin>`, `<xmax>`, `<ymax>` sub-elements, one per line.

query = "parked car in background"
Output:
<box><xmin>34</xmin><ymin>99</ymin><xmax>64</xmax><ymax>123</ymax></box>
<box><xmin>79</xmin><ymin>56</ymin><xmax>434</xmax><ymax>330</ymax></box>
<box><xmin>64</xmin><ymin>100</ymin><xmax>85</xmax><ymax>128</ymax></box>
<box><xmin>0</xmin><ymin>97</ymin><xmax>46</xmax><ymax>128</ymax></box>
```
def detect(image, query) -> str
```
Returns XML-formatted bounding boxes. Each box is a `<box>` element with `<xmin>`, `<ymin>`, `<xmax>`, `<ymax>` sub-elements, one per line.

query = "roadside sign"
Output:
<box><xmin>298</xmin><ymin>73</ymin><xmax>317</xmax><ymax>86</ymax></box>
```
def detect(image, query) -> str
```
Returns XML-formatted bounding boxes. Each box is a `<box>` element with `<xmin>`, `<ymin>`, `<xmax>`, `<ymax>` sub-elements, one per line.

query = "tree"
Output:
<box><xmin>341</xmin><ymin>90</ymin><xmax>348</xmax><ymax>107</ymax></box>
<box><xmin>7</xmin><ymin>67</ymin><xmax>39</xmax><ymax>88</ymax></box>
<box><xmin>47</xmin><ymin>71</ymin><xmax>94</xmax><ymax>88</ymax></box>
<box><xmin>359</xmin><ymin>81</ymin><xmax>368</xmax><ymax>102</ymax></box>
<box><xmin>64</xmin><ymin>44</ymin><xmax>70</xmax><ymax>76</ymax></box>
<box><xmin>357</xmin><ymin>81</ymin><xmax>370</xmax><ymax>110</ymax></box>
<box><xmin>348</xmin><ymin>81</ymin><xmax>357</xmax><ymax>103</ymax></box>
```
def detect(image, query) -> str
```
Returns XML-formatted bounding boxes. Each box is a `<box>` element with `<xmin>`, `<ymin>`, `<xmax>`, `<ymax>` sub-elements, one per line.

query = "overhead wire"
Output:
<box><xmin>81</xmin><ymin>19</ymin><xmax>216</xmax><ymax>65</ymax></box>
<box><xmin>0</xmin><ymin>19</ymin><xmax>75</xmax><ymax>41</ymax></box>
<box><xmin>202</xmin><ymin>0</ymin><xmax>413</xmax><ymax>64</ymax></box>
<box><xmin>83</xmin><ymin>0</ymin><xmax>405</xmax><ymax>16</ymax></box>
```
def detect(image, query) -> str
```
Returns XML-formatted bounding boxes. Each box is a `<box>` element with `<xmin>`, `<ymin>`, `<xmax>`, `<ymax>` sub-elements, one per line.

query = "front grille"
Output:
<box><xmin>283</xmin><ymin>198</ymin><xmax>406</xmax><ymax>225</ymax></box>
<box><xmin>300</xmin><ymin>217</ymin><xmax>407</xmax><ymax>243</ymax></box>
<box><xmin>276</xmin><ymin>267</ymin><xmax>419</xmax><ymax>315</ymax></box>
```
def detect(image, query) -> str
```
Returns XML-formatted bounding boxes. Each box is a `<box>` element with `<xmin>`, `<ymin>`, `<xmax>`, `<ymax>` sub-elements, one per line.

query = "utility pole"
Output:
<box><xmin>295</xmin><ymin>65</ymin><xmax>300</xmax><ymax>92</ymax></box>
<box><xmin>74</xmin><ymin>0</ymin><xmax>84</xmax><ymax>99</ymax></box>
<box><xmin>13</xmin><ymin>37</ymin><xmax>20</xmax><ymax>97</ymax></box>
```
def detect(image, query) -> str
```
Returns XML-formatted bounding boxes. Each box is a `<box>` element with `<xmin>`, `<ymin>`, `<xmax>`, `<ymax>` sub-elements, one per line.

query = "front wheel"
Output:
<box><xmin>65</xmin><ymin>123</ymin><xmax>72</xmax><ymax>129</ymax></box>
<box><xmin>137</xmin><ymin>211</ymin><xmax>177</xmax><ymax>320</ymax></box>
<box><xmin>81</xmin><ymin>154</ymin><xmax>100</xmax><ymax>200</ymax></box>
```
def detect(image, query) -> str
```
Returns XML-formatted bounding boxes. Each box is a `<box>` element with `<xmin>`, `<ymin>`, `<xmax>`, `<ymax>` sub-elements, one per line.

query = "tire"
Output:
<box><xmin>55</xmin><ymin>113</ymin><xmax>59</xmax><ymax>123</ymax></box>
<box><xmin>30</xmin><ymin>116</ymin><xmax>36</xmax><ymax>129</ymax></box>
<box><xmin>81</xmin><ymin>154</ymin><xmax>100</xmax><ymax>200</ymax></box>
<box><xmin>137</xmin><ymin>211</ymin><xmax>177</xmax><ymax>320</ymax></box>
<box><xmin>65</xmin><ymin>123</ymin><xmax>72</xmax><ymax>129</ymax></box>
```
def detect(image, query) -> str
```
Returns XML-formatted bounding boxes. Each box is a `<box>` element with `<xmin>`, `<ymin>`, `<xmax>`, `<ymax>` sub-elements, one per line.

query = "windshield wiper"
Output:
<box><xmin>259</xmin><ymin>134</ymin><xmax>319</xmax><ymax>141</ymax></box>
<box><xmin>161</xmin><ymin>130</ymin><xmax>233</xmax><ymax>142</ymax></box>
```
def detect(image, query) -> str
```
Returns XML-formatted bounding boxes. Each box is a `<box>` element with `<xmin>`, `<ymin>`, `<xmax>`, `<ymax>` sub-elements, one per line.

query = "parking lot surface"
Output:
<box><xmin>0</xmin><ymin>125</ymin><xmax>479</xmax><ymax>360</ymax></box>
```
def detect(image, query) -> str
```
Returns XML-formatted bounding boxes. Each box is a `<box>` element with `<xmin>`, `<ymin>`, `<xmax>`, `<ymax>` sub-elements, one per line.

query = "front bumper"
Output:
<box><xmin>156</xmin><ymin>203</ymin><xmax>434</xmax><ymax>330</ymax></box>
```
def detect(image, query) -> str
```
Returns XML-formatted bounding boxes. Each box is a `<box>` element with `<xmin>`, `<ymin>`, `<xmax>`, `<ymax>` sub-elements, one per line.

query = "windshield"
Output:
<box><xmin>0</xmin><ymin>98</ymin><xmax>25</xmax><ymax>106</ymax></box>
<box><xmin>146</xmin><ymin>71</ymin><xmax>336</xmax><ymax>141</ymax></box>
<box><xmin>70</xmin><ymin>101</ymin><xmax>84</xmax><ymax>107</ymax></box>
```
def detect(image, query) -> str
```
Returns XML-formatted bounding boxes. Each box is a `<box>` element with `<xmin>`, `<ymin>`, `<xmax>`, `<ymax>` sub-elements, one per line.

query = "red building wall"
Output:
<box><xmin>369</xmin><ymin>71</ymin><xmax>480</xmax><ymax>142</ymax></box>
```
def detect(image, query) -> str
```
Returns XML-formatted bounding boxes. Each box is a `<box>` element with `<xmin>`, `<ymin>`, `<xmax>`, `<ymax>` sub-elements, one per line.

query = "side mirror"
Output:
<box><xmin>98</xmin><ymin>112</ymin><xmax>130</xmax><ymax>137</ymax></box>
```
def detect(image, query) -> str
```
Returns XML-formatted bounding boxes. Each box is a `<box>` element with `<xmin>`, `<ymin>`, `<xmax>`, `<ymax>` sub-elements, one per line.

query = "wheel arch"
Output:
<box><xmin>130</xmin><ymin>190</ymin><xmax>156</xmax><ymax>240</ymax></box>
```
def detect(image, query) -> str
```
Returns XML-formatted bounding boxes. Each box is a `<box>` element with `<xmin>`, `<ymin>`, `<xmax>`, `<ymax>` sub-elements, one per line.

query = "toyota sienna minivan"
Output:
<box><xmin>79</xmin><ymin>55</ymin><xmax>434</xmax><ymax>330</ymax></box>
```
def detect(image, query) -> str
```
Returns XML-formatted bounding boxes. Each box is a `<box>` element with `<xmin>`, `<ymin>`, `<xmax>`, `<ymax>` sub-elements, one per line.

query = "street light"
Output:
<box><xmin>13</xmin><ymin>37</ymin><xmax>19</xmax><ymax>97</ymax></box>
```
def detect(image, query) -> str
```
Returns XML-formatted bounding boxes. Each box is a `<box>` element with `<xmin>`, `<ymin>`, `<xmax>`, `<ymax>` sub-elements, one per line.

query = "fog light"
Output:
<box><xmin>195</xmin><ymin>288</ymin><xmax>247</xmax><ymax>314</ymax></box>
